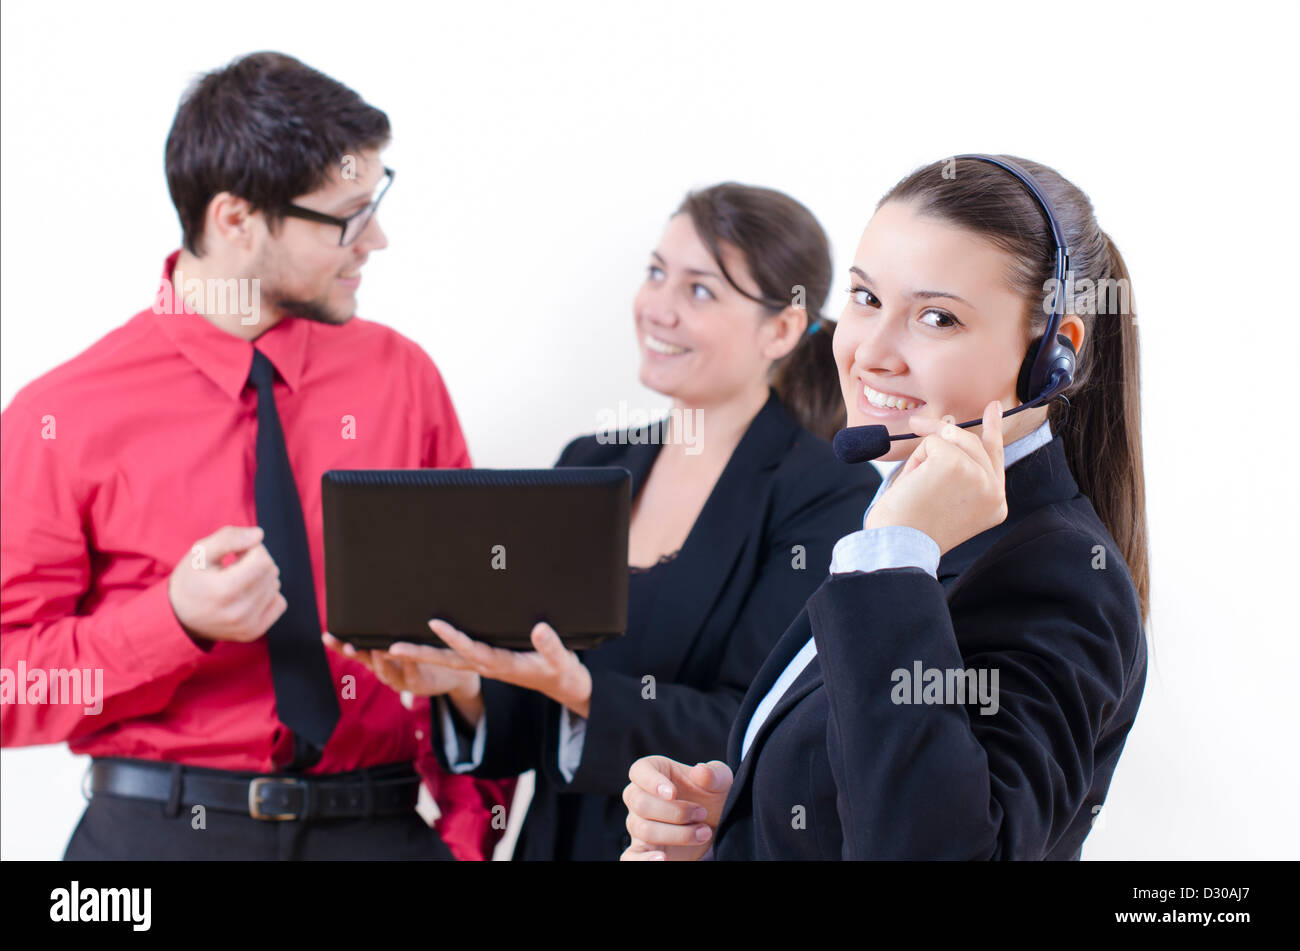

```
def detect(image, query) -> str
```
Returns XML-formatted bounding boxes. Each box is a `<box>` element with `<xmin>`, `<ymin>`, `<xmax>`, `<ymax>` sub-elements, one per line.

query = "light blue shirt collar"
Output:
<box><xmin>869</xmin><ymin>418</ymin><xmax>1053</xmax><ymax>514</ymax></box>
<box><xmin>1001</xmin><ymin>417</ymin><xmax>1054</xmax><ymax>468</ymax></box>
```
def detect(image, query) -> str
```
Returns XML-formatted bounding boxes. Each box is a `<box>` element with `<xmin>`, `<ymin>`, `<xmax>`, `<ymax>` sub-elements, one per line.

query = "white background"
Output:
<box><xmin>2</xmin><ymin>0</ymin><xmax>1297</xmax><ymax>860</ymax></box>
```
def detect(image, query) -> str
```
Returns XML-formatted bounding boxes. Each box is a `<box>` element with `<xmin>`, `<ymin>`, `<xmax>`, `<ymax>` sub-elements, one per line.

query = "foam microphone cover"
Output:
<box><xmin>832</xmin><ymin>425</ymin><xmax>891</xmax><ymax>463</ymax></box>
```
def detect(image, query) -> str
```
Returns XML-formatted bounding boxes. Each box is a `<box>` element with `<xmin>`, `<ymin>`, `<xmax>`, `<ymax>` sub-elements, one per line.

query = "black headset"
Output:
<box><xmin>953</xmin><ymin>154</ymin><xmax>1078</xmax><ymax>407</ymax></box>
<box><xmin>832</xmin><ymin>153</ymin><xmax>1078</xmax><ymax>464</ymax></box>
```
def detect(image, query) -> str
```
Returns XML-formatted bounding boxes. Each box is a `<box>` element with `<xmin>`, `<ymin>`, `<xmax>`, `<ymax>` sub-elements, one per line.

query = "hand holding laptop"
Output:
<box><xmin>373</xmin><ymin>619</ymin><xmax>594</xmax><ymax>719</ymax></box>
<box><xmin>322</xmin><ymin>630</ymin><xmax>479</xmax><ymax>698</ymax></box>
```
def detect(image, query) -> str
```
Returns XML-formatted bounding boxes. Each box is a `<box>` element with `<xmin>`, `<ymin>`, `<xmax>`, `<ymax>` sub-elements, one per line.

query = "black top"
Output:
<box><xmin>433</xmin><ymin>389</ymin><xmax>881</xmax><ymax>860</ymax></box>
<box><xmin>713</xmin><ymin>434</ymin><xmax>1149</xmax><ymax>860</ymax></box>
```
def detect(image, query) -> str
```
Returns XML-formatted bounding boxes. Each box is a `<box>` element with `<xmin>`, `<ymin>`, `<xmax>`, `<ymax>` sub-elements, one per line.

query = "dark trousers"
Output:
<box><xmin>64</xmin><ymin>765</ymin><xmax>455</xmax><ymax>861</ymax></box>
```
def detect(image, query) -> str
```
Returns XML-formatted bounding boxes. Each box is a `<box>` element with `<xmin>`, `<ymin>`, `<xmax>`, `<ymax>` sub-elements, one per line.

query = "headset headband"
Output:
<box><xmin>951</xmin><ymin>154</ymin><xmax>1071</xmax><ymax>386</ymax></box>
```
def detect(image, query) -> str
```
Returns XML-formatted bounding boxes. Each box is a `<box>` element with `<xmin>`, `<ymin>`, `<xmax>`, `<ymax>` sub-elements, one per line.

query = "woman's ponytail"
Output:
<box><xmin>1050</xmin><ymin>232</ymin><xmax>1149</xmax><ymax>623</ymax></box>
<box><xmin>771</xmin><ymin>317</ymin><xmax>846</xmax><ymax>443</ymax></box>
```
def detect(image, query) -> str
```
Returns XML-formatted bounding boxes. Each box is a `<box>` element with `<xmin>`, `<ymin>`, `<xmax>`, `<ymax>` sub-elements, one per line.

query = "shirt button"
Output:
<box><xmin>415</xmin><ymin>729</ymin><xmax>425</xmax><ymax>741</ymax></box>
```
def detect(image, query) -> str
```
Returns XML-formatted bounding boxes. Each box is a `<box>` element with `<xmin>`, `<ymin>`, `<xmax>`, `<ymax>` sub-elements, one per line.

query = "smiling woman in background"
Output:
<box><xmin>620</xmin><ymin>155</ymin><xmax>1150</xmax><ymax>861</ymax></box>
<box><xmin>337</xmin><ymin>182</ymin><xmax>881</xmax><ymax>859</ymax></box>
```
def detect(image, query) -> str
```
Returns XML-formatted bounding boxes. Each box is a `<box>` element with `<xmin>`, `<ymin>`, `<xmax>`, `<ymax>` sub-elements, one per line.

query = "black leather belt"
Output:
<box><xmin>87</xmin><ymin>757</ymin><xmax>421</xmax><ymax>822</ymax></box>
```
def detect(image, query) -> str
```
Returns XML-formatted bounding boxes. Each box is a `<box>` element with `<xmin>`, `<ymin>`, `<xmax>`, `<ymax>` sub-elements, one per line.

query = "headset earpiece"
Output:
<box><xmin>834</xmin><ymin>154</ymin><xmax>1082</xmax><ymax>463</ymax></box>
<box><xmin>1016</xmin><ymin>333</ymin><xmax>1077</xmax><ymax>406</ymax></box>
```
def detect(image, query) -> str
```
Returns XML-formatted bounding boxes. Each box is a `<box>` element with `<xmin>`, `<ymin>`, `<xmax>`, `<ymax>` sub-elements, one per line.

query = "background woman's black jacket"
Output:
<box><xmin>433</xmin><ymin>390</ymin><xmax>880</xmax><ymax>859</ymax></box>
<box><xmin>713</xmin><ymin>434</ymin><xmax>1148</xmax><ymax>860</ymax></box>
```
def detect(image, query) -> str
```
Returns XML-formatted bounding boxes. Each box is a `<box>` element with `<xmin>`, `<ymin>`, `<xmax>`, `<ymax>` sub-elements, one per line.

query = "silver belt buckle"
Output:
<box><xmin>248</xmin><ymin>776</ymin><xmax>303</xmax><ymax>821</ymax></box>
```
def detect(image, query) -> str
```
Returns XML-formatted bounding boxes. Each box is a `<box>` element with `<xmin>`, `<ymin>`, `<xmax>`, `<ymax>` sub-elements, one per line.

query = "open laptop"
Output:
<box><xmin>322</xmin><ymin>467</ymin><xmax>631</xmax><ymax>651</ymax></box>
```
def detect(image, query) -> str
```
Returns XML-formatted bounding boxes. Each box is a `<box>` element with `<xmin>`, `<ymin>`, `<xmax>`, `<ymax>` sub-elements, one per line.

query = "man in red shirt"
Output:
<box><xmin>0</xmin><ymin>51</ymin><xmax>510</xmax><ymax>860</ymax></box>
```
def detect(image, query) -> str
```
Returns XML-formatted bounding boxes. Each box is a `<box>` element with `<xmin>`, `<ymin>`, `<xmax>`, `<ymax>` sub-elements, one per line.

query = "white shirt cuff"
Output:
<box><xmin>829</xmin><ymin>524</ymin><xmax>941</xmax><ymax>578</ymax></box>
<box><xmin>436</xmin><ymin>695</ymin><xmax>487</xmax><ymax>773</ymax></box>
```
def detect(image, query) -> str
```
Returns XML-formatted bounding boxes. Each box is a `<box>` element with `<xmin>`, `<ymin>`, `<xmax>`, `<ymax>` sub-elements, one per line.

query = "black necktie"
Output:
<box><xmin>247</xmin><ymin>348</ymin><xmax>339</xmax><ymax>770</ymax></box>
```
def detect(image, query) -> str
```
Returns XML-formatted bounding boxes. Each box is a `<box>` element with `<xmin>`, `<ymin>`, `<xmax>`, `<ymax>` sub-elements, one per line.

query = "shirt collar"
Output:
<box><xmin>1003</xmin><ymin>417</ymin><xmax>1054</xmax><ymax>468</ymax></box>
<box><xmin>150</xmin><ymin>249</ymin><xmax>312</xmax><ymax>401</ymax></box>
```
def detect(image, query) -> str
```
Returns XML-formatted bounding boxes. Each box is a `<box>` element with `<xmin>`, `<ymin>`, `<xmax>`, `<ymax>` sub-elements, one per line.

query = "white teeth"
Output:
<box><xmin>863</xmin><ymin>384</ymin><xmax>921</xmax><ymax>411</ymax></box>
<box><xmin>646</xmin><ymin>336</ymin><xmax>688</xmax><ymax>355</ymax></box>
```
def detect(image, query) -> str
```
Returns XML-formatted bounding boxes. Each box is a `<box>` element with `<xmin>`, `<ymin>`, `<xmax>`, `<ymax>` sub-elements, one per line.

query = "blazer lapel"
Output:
<box><xmin>719</xmin><ymin>606</ymin><xmax>821</xmax><ymax>831</ymax></box>
<box><xmin>725</xmin><ymin>600</ymin><xmax>820</xmax><ymax>765</ymax></box>
<box><xmin>616</xmin><ymin>439</ymin><xmax>664</xmax><ymax>501</ymax></box>
<box><xmin>938</xmin><ymin>434</ymin><xmax>1079</xmax><ymax>589</ymax></box>
<box><xmin>636</xmin><ymin>390</ymin><xmax>801</xmax><ymax>678</ymax></box>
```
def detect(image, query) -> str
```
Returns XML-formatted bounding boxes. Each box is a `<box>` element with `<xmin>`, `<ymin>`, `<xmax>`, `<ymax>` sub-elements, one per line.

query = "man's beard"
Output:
<box><xmin>264</xmin><ymin>286</ymin><xmax>352</xmax><ymax>326</ymax></box>
<box><xmin>251</xmin><ymin>244</ymin><xmax>355</xmax><ymax>327</ymax></box>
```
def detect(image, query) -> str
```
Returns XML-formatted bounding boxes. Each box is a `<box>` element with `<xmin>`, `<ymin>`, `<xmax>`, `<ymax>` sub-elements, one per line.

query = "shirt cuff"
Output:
<box><xmin>557</xmin><ymin>705</ymin><xmax>588</xmax><ymax>783</ymax></box>
<box><xmin>118</xmin><ymin>576</ymin><xmax>210</xmax><ymax>672</ymax></box>
<box><xmin>829</xmin><ymin>525</ymin><xmax>941</xmax><ymax>578</ymax></box>
<box><xmin>436</xmin><ymin>695</ymin><xmax>486</xmax><ymax>773</ymax></box>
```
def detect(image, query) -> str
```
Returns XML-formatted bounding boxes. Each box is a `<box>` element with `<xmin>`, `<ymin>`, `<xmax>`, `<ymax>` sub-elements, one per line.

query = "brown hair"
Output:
<box><xmin>879</xmin><ymin>155</ymin><xmax>1149</xmax><ymax>623</ymax></box>
<box><xmin>675</xmin><ymin>183</ymin><xmax>845</xmax><ymax>442</ymax></box>
<box><xmin>166</xmin><ymin>51</ymin><xmax>391</xmax><ymax>256</ymax></box>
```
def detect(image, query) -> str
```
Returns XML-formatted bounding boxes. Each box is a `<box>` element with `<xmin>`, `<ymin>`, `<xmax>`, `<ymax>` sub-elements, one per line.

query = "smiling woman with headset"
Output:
<box><xmin>620</xmin><ymin>154</ymin><xmax>1150</xmax><ymax>860</ymax></box>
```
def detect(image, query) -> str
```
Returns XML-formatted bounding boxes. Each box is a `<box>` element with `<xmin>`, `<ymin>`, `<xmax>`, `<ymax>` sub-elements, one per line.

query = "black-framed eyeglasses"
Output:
<box><xmin>280</xmin><ymin>167</ymin><xmax>395</xmax><ymax>246</ymax></box>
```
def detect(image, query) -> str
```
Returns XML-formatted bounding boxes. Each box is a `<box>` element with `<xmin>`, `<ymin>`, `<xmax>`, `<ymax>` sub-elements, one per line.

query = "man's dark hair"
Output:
<box><xmin>165</xmin><ymin>51</ymin><xmax>391</xmax><ymax>255</ymax></box>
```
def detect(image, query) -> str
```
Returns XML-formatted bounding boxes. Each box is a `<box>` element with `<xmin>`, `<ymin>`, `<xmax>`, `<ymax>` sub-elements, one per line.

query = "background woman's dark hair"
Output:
<box><xmin>165</xmin><ymin>51</ymin><xmax>392</xmax><ymax>256</ymax></box>
<box><xmin>879</xmin><ymin>155</ymin><xmax>1149</xmax><ymax>623</ymax></box>
<box><xmin>675</xmin><ymin>183</ymin><xmax>845</xmax><ymax>442</ymax></box>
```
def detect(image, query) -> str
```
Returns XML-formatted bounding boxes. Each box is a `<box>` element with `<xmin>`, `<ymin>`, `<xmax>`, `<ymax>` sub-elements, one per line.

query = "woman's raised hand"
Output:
<box><xmin>864</xmin><ymin>399</ymin><xmax>1009</xmax><ymax>554</ymax></box>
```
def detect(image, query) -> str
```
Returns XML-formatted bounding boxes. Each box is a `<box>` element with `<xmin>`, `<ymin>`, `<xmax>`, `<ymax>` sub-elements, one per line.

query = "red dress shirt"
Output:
<box><xmin>1</xmin><ymin>250</ymin><xmax>512</xmax><ymax>860</ymax></box>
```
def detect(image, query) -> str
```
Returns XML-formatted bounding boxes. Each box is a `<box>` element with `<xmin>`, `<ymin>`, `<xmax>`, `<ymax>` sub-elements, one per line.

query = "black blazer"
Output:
<box><xmin>714</xmin><ymin>434</ymin><xmax>1148</xmax><ymax>860</ymax></box>
<box><xmin>433</xmin><ymin>390</ymin><xmax>880</xmax><ymax>859</ymax></box>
